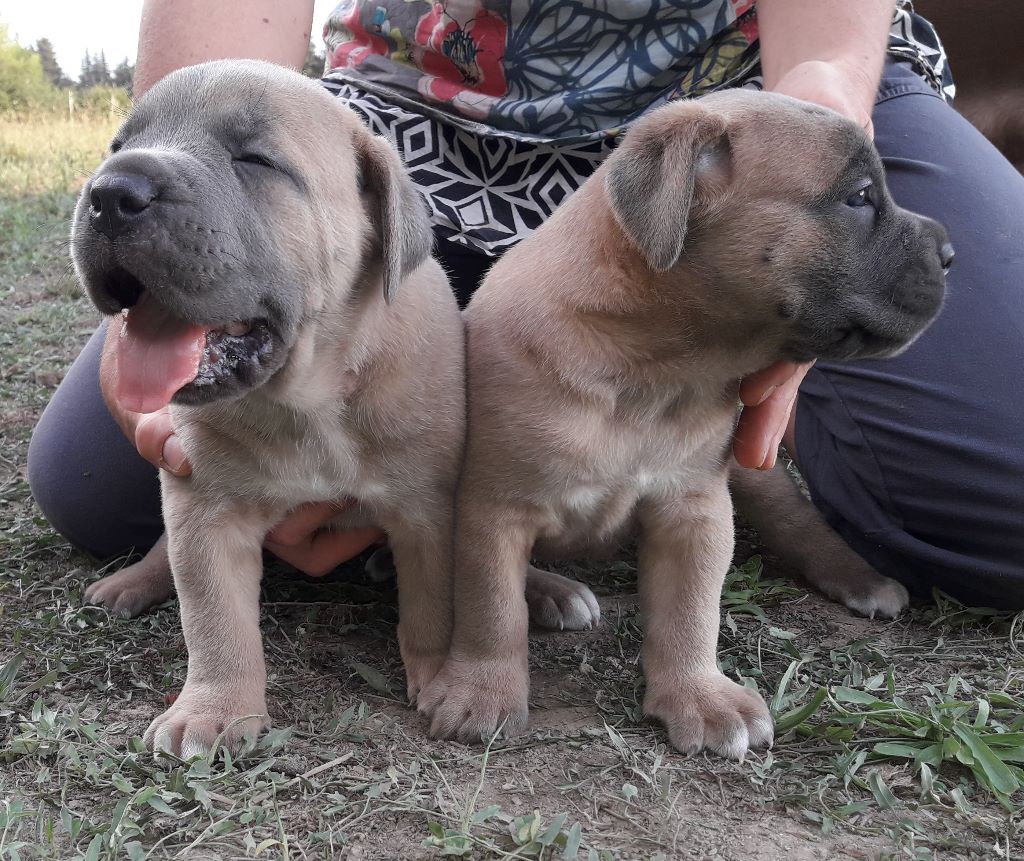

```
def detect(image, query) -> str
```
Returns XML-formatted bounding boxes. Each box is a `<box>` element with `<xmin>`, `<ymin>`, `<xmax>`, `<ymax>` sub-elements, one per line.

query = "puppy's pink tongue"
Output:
<box><xmin>114</xmin><ymin>295</ymin><xmax>207</xmax><ymax>414</ymax></box>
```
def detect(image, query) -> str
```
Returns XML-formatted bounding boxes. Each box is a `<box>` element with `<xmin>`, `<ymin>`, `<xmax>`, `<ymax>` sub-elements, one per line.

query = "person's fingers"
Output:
<box><xmin>734</xmin><ymin>392</ymin><xmax>788</xmax><ymax>469</ymax></box>
<box><xmin>757</xmin><ymin>384</ymin><xmax>800</xmax><ymax>470</ymax></box>
<box><xmin>265</xmin><ymin>526</ymin><xmax>386</xmax><ymax>578</ymax></box>
<box><xmin>265</xmin><ymin>499</ymin><xmax>357</xmax><ymax>546</ymax></box>
<box><xmin>134</xmin><ymin>409</ymin><xmax>191</xmax><ymax>476</ymax></box>
<box><xmin>738</xmin><ymin>361</ymin><xmax>804</xmax><ymax>407</ymax></box>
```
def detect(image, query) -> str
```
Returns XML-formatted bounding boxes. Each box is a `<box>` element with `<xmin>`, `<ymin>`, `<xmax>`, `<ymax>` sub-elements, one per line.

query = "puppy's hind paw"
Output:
<box><xmin>85</xmin><ymin>566</ymin><xmax>174</xmax><ymax>618</ymax></box>
<box><xmin>402</xmin><ymin>648</ymin><xmax>446</xmax><ymax>706</ymax></box>
<box><xmin>809</xmin><ymin>552</ymin><xmax>910</xmax><ymax>619</ymax></box>
<box><xmin>84</xmin><ymin>533</ymin><xmax>174</xmax><ymax>618</ymax></box>
<box><xmin>840</xmin><ymin>575</ymin><xmax>910</xmax><ymax>620</ymax></box>
<box><xmin>525</xmin><ymin>566</ymin><xmax>601</xmax><ymax>631</ymax></box>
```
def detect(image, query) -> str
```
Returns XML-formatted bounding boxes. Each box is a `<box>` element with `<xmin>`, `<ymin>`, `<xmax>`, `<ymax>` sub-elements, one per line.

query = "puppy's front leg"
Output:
<box><xmin>417</xmin><ymin>491</ymin><xmax>534</xmax><ymax>743</ymax></box>
<box><xmin>638</xmin><ymin>481</ymin><xmax>773</xmax><ymax>759</ymax></box>
<box><xmin>144</xmin><ymin>478</ymin><xmax>275</xmax><ymax>758</ymax></box>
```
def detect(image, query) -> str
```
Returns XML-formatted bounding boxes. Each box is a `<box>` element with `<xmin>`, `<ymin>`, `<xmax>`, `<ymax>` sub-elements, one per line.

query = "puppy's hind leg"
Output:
<box><xmin>525</xmin><ymin>566</ymin><xmax>601</xmax><ymax>631</ymax></box>
<box><xmin>729</xmin><ymin>461</ymin><xmax>909</xmax><ymax>619</ymax></box>
<box><xmin>84</xmin><ymin>532</ymin><xmax>175</xmax><ymax>617</ymax></box>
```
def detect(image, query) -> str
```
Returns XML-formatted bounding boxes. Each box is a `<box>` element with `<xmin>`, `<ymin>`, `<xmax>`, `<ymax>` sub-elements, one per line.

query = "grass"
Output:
<box><xmin>0</xmin><ymin>114</ymin><xmax>1022</xmax><ymax>860</ymax></box>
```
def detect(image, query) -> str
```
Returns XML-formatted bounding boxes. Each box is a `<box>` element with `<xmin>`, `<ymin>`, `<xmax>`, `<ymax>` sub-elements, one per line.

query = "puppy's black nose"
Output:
<box><xmin>89</xmin><ymin>173</ymin><xmax>155</xmax><ymax>239</ymax></box>
<box><xmin>939</xmin><ymin>241</ymin><xmax>955</xmax><ymax>270</ymax></box>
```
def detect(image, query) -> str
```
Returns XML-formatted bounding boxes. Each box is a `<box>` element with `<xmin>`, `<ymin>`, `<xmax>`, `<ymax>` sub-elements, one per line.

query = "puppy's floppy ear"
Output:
<box><xmin>606</xmin><ymin>105</ymin><xmax>732</xmax><ymax>271</ymax></box>
<box><xmin>355</xmin><ymin>131</ymin><xmax>433</xmax><ymax>303</ymax></box>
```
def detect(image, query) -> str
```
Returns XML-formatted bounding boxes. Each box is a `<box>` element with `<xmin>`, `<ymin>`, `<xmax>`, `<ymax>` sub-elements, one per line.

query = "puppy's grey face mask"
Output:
<box><xmin>776</xmin><ymin>145</ymin><xmax>952</xmax><ymax>363</ymax></box>
<box><xmin>70</xmin><ymin>62</ymin><xmax>432</xmax><ymax>414</ymax></box>
<box><xmin>72</xmin><ymin>91</ymin><xmax>305</xmax><ymax>412</ymax></box>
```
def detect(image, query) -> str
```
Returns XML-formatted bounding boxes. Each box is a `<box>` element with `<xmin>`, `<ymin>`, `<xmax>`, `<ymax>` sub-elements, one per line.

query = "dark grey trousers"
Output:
<box><xmin>28</xmin><ymin>61</ymin><xmax>1024</xmax><ymax>608</ymax></box>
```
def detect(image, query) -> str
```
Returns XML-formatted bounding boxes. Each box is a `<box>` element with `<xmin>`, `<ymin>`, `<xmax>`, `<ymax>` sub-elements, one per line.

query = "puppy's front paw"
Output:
<box><xmin>418</xmin><ymin>656</ymin><xmax>529</xmax><ymax>744</ymax></box>
<box><xmin>526</xmin><ymin>567</ymin><xmax>601</xmax><ymax>631</ymax></box>
<box><xmin>143</xmin><ymin>686</ymin><xmax>269</xmax><ymax>758</ymax></box>
<box><xmin>644</xmin><ymin>673</ymin><xmax>773</xmax><ymax>759</ymax></box>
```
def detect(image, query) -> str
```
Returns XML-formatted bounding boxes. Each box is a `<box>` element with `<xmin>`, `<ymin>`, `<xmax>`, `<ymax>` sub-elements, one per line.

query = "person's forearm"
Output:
<box><xmin>135</xmin><ymin>0</ymin><xmax>315</xmax><ymax>97</ymax></box>
<box><xmin>758</xmin><ymin>0</ymin><xmax>896</xmax><ymax>115</ymax></box>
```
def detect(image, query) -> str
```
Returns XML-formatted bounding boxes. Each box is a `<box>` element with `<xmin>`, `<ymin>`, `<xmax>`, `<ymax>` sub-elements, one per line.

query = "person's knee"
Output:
<box><xmin>28</xmin><ymin>405</ymin><xmax>163</xmax><ymax>559</ymax></box>
<box><xmin>27</xmin><ymin>397</ymin><xmax>98</xmax><ymax>554</ymax></box>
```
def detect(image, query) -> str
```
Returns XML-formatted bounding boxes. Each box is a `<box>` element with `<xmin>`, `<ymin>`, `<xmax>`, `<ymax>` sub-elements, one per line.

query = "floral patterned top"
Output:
<box><xmin>321</xmin><ymin>1</ymin><xmax>952</xmax><ymax>254</ymax></box>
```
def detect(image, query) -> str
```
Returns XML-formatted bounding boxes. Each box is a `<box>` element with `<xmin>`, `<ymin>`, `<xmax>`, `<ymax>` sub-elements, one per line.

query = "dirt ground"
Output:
<box><xmin>0</xmin><ymin>118</ymin><xmax>1021</xmax><ymax>860</ymax></box>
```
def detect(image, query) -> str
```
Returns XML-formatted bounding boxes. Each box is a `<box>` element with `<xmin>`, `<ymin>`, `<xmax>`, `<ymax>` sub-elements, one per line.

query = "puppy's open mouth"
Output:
<box><xmin>189</xmin><ymin>318</ymin><xmax>274</xmax><ymax>390</ymax></box>
<box><xmin>107</xmin><ymin>270</ymin><xmax>275</xmax><ymax>413</ymax></box>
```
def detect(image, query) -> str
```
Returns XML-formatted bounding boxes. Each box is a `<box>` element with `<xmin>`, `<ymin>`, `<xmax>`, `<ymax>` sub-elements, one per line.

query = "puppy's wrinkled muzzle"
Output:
<box><xmin>89</xmin><ymin>173</ymin><xmax>156</xmax><ymax>240</ymax></box>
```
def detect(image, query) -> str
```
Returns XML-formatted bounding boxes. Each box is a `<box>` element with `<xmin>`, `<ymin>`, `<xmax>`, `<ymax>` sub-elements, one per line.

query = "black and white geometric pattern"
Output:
<box><xmin>322</xmin><ymin>78</ymin><xmax>613</xmax><ymax>253</ymax></box>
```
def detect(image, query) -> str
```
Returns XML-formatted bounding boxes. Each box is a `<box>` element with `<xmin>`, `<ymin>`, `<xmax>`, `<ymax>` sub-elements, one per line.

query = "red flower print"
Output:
<box><xmin>328</xmin><ymin>5</ymin><xmax>391</xmax><ymax>69</ymax></box>
<box><xmin>412</xmin><ymin>2</ymin><xmax>508</xmax><ymax>102</ymax></box>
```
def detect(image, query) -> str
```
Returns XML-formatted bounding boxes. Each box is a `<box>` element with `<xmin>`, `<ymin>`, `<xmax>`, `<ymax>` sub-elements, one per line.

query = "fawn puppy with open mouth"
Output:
<box><xmin>71</xmin><ymin>60</ymin><xmax>468</xmax><ymax>757</ymax></box>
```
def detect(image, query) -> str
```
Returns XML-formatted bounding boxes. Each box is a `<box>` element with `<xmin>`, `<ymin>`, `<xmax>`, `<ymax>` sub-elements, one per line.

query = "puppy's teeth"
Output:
<box><xmin>225</xmin><ymin>321</ymin><xmax>251</xmax><ymax>337</ymax></box>
<box><xmin>120</xmin><ymin>308</ymin><xmax>129</xmax><ymax>338</ymax></box>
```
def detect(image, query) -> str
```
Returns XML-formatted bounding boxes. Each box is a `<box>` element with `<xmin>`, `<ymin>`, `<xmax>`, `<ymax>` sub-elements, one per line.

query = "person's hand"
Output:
<box><xmin>732</xmin><ymin>361</ymin><xmax>814</xmax><ymax>469</ymax></box>
<box><xmin>264</xmin><ymin>500</ymin><xmax>386</xmax><ymax>577</ymax></box>
<box><xmin>134</xmin><ymin>406</ymin><xmax>192</xmax><ymax>476</ymax></box>
<box><xmin>768</xmin><ymin>59</ymin><xmax>876</xmax><ymax>138</ymax></box>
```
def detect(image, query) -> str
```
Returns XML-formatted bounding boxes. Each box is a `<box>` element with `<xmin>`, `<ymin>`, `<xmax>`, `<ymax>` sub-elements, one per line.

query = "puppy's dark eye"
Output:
<box><xmin>846</xmin><ymin>185</ymin><xmax>873</xmax><ymax>208</ymax></box>
<box><xmin>109</xmin><ymin>140</ymin><xmax>123</xmax><ymax>154</ymax></box>
<box><xmin>234</xmin><ymin>152</ymin><xmax>277</xmax><ymax>171</ymax></box>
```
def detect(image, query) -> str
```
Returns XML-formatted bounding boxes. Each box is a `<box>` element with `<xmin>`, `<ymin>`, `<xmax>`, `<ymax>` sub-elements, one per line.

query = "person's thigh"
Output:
<box><xmin>794</xmin><ymin>61</ymin><xmax>1024</xmax><ymax>608</ymax></box>
<box><xmin>27</xmin><ymin>322</ymin><xmax>163</xmax><ymax>558</ymax></box>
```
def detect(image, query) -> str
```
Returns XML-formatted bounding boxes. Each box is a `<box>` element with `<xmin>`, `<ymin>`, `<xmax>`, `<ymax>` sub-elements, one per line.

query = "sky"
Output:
<box><xmin>1</xmin><ymin>0</ymin><xmax>339</xmax><ymax>82</ymax></box>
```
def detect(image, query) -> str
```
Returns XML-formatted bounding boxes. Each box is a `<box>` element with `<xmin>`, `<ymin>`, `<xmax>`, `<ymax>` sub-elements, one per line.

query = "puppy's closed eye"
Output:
<box><xmin>234</xmin><ymin>152</ymin><xmax>278</xmax><ymax>171</ymax></box>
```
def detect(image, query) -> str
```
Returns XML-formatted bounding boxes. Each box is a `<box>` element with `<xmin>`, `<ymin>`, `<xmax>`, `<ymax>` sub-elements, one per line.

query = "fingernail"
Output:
<box><xmin>756</xmin><ymin>385</ymin><xmax>778</xmax><ymax>406</ymax></box>
<box><xmin>162</xmin><ymin>435</ymin><xmax>187</xmax><ymax>474</ymax></box>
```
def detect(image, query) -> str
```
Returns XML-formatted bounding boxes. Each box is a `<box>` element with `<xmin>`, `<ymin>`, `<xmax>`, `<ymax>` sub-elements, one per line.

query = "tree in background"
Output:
<box><xmin>0</xmin><ymin>23</ymin><xmax>54</xmax><ymax>112</ymax></box>
<box><xmin>0</xmin><ymin>26</ymin><xmax>131</xmax><ymax>116</ymax></box>
<box><xmin>33</xmin><ymin>38</ymin><xmax>70</xmax><ymax>88</ymax></box>
<box><xmin>79</xmin><ymin>49</ymin><xmax>112</xmax><ymax>88</ymax></box>
<box><xmin>112</xmin><ymin>58</ymin><xmax>133</xmax><ymax>94</ymax></box>
<box><xmin>302</xmin><ymin>41</ymin><xmax>326</xmax><ymax>79</ymax></box>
